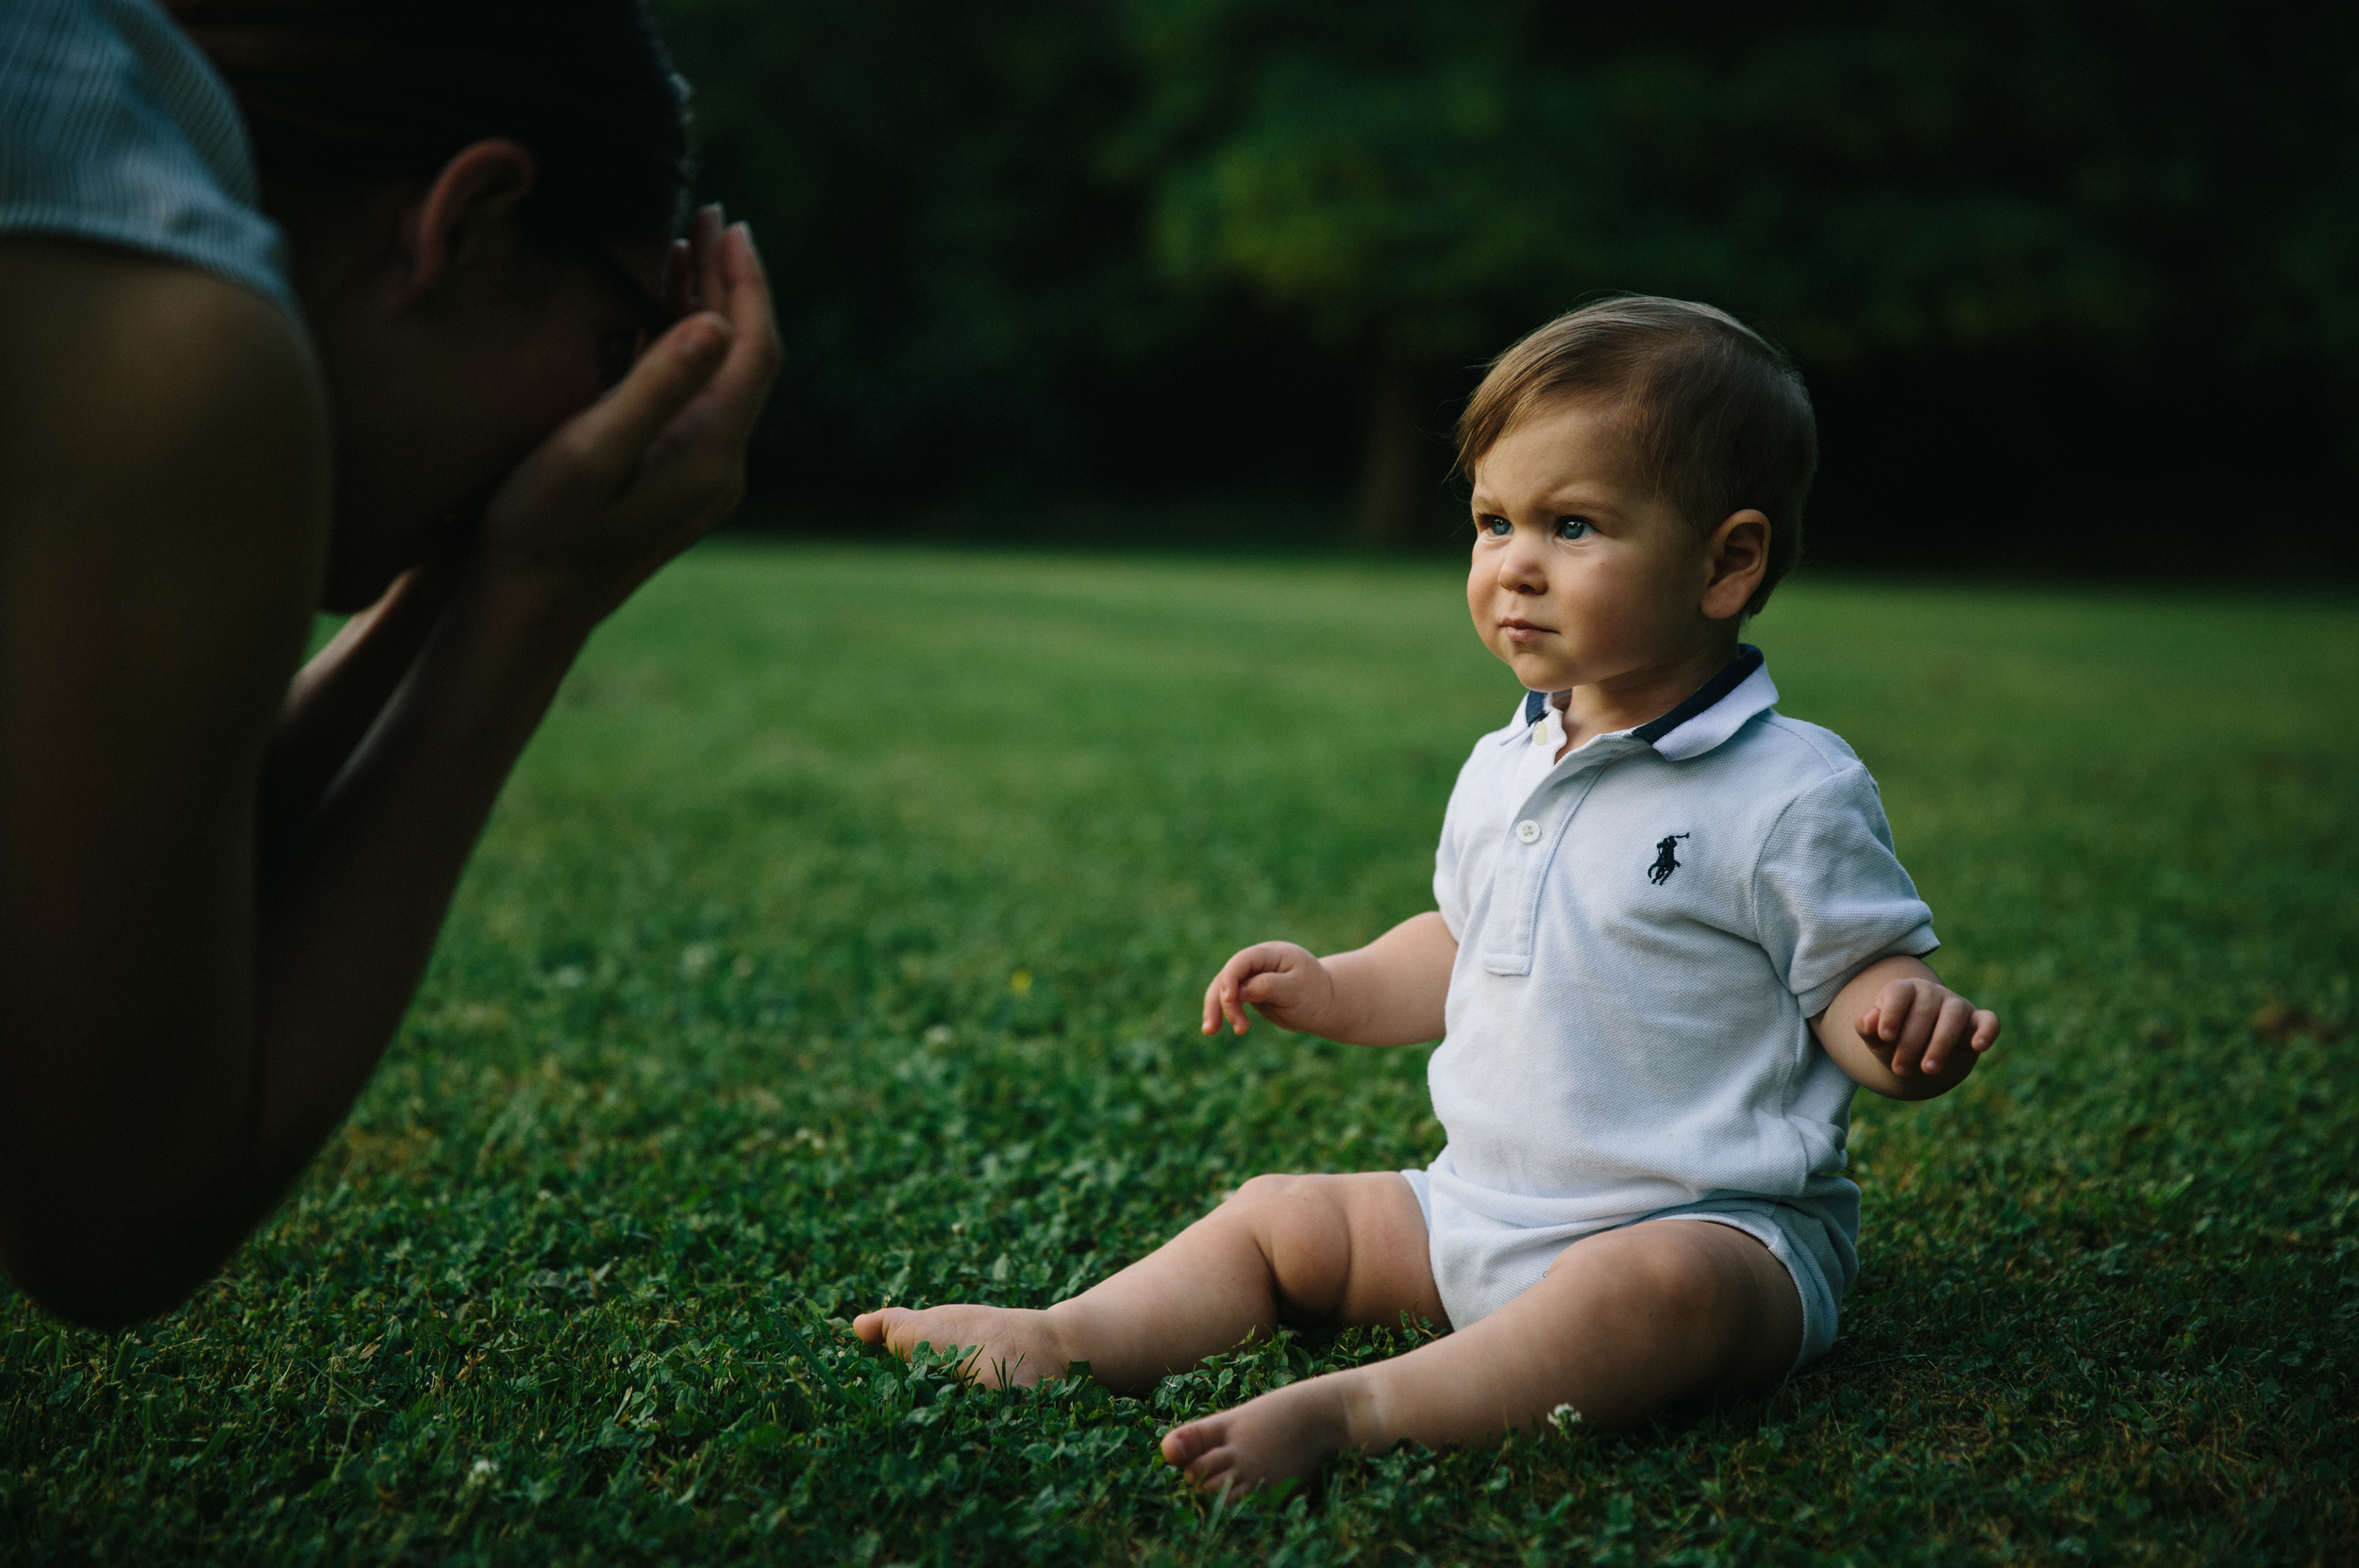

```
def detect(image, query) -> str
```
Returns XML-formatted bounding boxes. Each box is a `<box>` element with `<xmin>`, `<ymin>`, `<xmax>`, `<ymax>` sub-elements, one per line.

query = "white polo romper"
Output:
<box><xmin>1400</xmin><ymin>646</ymin><xmax>1938</xmax><ymax>1370</ymax></box>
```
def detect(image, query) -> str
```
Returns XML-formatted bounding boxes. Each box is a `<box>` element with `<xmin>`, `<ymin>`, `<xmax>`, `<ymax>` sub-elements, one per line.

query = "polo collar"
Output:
<box><xmin>1507</xmin><ymin>644</ymin><xmax>1777</xmax><ymax>761</ymax></box>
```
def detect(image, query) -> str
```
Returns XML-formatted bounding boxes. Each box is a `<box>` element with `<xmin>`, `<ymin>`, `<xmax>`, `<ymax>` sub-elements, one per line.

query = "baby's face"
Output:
<box><xmin>1464</xmin><ymin>400</ymin><xmax>1720</xmax><ymax>696</ymax></box>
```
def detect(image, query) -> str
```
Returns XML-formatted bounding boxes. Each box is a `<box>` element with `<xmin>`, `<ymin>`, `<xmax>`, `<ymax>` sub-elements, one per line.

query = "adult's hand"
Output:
<box><xmin>480</xmin><ymin>205</ymin><xmax>782</xmax><ymax>622</ymax></box>
<box><xmin>255</xmin><ymin>209</ymin><xmax>781</xmax><ymax>840</ymax></box>
<box><xmin>0</xmin><ymin>212</ymin><xmax>781</xmax><ymax>1329</ymax></box>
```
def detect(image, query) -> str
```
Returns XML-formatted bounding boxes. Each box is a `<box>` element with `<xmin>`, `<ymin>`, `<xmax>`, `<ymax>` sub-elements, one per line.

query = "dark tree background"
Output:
<box><xmin>656</xmin><ymin>0</ymin><xmax>2359</xmax><ymax>575</ymax></box>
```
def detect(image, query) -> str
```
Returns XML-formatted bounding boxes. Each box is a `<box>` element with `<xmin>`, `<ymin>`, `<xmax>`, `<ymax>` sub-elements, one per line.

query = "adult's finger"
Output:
<box><xmin>661</xmin><ymin>236</ymin><xmax>692</xmax><ymax>320</ymax></box>
<box><xmin>535</xmin><ymin>313</ymin><xmax>732</xmax><ymax>504</ymax></box>
<box><xmin>691</xmin><ymin>202</ymin><xmax>726</xmax><ymax>309</ymax></box>
<box><xmin>694</xmin><ymin>224</ymin><xmax>781</xmax><ymax>442</ymax></box>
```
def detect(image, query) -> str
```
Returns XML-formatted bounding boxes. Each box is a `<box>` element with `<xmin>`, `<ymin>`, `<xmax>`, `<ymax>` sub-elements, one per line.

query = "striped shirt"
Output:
<box><xmin>0</xmin><ymin>0</ymin><xmax>297</xmax><ymax>316</ymax></box>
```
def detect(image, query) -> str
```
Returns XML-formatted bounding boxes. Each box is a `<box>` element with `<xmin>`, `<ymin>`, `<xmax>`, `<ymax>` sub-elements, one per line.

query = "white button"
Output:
<box><xmin>1514</xmin><ymin>819</ymin><xmax>1542</xmax><ymax>844</ymax></box>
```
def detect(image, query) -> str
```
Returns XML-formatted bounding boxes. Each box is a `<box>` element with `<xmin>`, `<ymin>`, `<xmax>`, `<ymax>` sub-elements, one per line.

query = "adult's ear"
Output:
<box><xmin>1698</xmin><ymin>509</ymin><xmax>1770</xmax><ymax>622</ymax></box>
<box><xmin>401</xmin><ymin>139</ymin><xmax>538</xmax><ymax>301</ymax></box>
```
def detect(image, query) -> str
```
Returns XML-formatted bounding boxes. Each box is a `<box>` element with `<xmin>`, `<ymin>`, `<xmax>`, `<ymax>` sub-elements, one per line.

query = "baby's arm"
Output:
<box><xmin>1810</xmin><ymin>955</ymin><xmax>2000</xmax><ymax>1101</ymax></box>
<box><xmin>1201</xmin><ymin>911</ymin><xmax>1456</xmax><ymax>1046</ymax></box>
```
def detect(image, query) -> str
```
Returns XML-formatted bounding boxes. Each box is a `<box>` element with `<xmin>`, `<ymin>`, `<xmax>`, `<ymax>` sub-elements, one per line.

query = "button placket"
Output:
<box><xmin>1480</xmin><ymin>744</ymin><xmax>1639</xmax><ymax>977</ymax></box>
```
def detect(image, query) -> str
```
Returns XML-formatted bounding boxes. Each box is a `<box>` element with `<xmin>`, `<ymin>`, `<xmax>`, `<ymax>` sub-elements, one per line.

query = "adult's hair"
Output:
<box><xmin>1457</xmin><ymin>296</ymin><xmax>1817</xmax><ymax>615</ymax></box>
<box><xmin>168</xmin><ymin>0</ymin><xmax>690</xmax><ymax>248</ymax></box>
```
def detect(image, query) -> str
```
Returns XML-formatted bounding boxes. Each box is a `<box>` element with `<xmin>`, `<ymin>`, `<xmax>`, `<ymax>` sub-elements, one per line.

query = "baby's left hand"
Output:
<box><xmin>1855</xmin><ymin>976</ymin><xmax>2000</xmax><ymax>1081</ymax></box>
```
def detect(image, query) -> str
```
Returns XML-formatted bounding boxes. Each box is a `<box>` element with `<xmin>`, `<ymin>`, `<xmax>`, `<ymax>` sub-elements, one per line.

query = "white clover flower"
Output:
<box><xmin>1548</xmin><ymin>1403</ymin><xmax>1582</xmax><ymax>1431</ymax></box>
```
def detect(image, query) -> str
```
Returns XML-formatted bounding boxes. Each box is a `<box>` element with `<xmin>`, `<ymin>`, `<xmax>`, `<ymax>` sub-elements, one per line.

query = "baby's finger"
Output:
<box><xmin>1889</xmin><ymin>986</ymin><xmax>1942</xmax><ymax>1075</ymax></box>
<box><xmin>1972</xmin><ymin>1009</ymin><xmax>2002</xmax><ymax>1051</ymax></box>
<box><xmin>1876</xmin><ymin>979</ymin><xmax>1919</xmax><ymax>1043</ymax></box>
<box><xmin>1203</xmin><ymin>951</ymin><xmax>1257</xmax><ymax>1034</ymax></box>
<box><xmin>1216</xmin><ymin>962</ymin><xmax>1258</xmax><ymax>1035</ymax></box>
<box><xmin>1919</xmin><ymin>994</ymin><xmax>1974</xmax><ymax>1076</ymax></box>
<box><xmin>1239</xmin><ymin>970</ymin><xmax>1292</xmax><ymax>1026</ymax></box>
<box><xmin>1217</xmin><ymin>971</ymin><xmax>1255</xmax><ymax>1032</ymax></box>
<box><xmin>1852</xmin><ymin>1003</ymin><xmax>1883</xmax><ymax>1045</ymax></box>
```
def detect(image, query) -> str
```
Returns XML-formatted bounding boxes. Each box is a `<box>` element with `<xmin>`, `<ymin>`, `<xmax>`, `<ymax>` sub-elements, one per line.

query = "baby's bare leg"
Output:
<box><xmin>854</xmin><ymin>1172</ymin><xmax>1442</xmax><ymax>1394</ymax></box>
<box><xmin>1162</xmin><ymin>1217</ymin><xmax>1801</xmax><ymax>1493</ymax></box>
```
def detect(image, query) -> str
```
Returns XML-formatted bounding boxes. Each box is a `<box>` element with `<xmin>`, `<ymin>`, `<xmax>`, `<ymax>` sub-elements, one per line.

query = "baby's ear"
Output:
<box><xmin>1699</xmin><ymin>509</ymin><xmax>1770</xmax><ymax>620</ymax></box>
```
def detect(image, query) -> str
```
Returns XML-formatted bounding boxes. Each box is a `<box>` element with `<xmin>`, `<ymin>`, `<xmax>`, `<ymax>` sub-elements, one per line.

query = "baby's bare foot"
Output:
<box><xmin>1160</xmin><ymin>1371</ymin><xmax>1367</xmax><ymax>1495</ymax></box>
<box><xmin>851</xmin><ymin>1303</ymin><xmax>1068</xmax><ymax>1389</ymax></box>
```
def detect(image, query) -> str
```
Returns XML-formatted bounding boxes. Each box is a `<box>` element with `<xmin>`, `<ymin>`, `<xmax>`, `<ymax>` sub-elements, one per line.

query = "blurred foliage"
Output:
<box><xmin>656</xmin><ymin>0</ymin><xmax>2359</xmax><ymax>543</ymax></box>
<box><xmin>654</xmin><ymin>0</ymin><xmax>1154</xmax><ymax>495</ymax></box>
<box><xmin>1123</xmin><ymin>1</ymin><xmax>2359</xmax><ymax>366</ymax></box>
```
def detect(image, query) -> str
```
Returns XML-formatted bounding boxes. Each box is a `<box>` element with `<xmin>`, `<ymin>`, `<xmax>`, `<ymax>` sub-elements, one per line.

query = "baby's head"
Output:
<box><xmin>1456</xmin><ymin>297</ymin><xmax>1818</xmax><ymax>697</ymax></box>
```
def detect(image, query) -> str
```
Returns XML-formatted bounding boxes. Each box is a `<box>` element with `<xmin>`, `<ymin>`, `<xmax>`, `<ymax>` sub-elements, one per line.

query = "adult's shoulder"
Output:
<box><xmin>1</xmin><ymin>236</ymin><xmax>327</xmax><ymax>740</ymax></box>
<box><xmin>0</xmin><ymin>237</ymin><xmax>326</xmax><ymax>552</ymax></box>
<box><xmin>1</xmin><ymin>0</ymin><xmax>299</xmax><ymax>315</ymax></box>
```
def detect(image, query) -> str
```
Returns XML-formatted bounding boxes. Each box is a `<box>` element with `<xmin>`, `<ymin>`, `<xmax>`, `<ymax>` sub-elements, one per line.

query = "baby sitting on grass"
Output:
<box><xmin>855</xmin><ymin>295</ymin><xmax>2000</xmax><ymax>1494</ymax></box>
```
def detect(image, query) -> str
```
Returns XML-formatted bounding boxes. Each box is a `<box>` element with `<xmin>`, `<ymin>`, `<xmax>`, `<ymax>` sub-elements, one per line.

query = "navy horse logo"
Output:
<box><xmin>1648</xmin><ymin>833</ymin><xmax>1689</xmax><ymax>886</ymax></box>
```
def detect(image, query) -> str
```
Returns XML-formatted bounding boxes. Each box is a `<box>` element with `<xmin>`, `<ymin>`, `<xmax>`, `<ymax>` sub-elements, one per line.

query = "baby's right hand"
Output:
<box><xmin>1201</xmin><ymin>942</ymin><xmax>1338</xmax><ymax>1037</ymax></box>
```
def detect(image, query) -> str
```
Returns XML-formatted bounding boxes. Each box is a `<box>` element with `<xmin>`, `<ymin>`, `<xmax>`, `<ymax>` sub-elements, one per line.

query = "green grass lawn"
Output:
<box><xmin>5</xmin><ymin>544</ymin><xmax>2355</xmax><ymax>1564</ymax></box>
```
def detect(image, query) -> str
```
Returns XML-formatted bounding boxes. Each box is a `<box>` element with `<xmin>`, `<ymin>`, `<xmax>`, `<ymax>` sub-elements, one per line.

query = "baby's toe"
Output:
<box><xmin>1161</xmin><ymin>1418</ymin><xmax>1225</xmax><ymax>1472</ymax></box>
<box><xmin>850</xmin><ymin>1308</ymin><xmax>904</xmax><ymax>1347</ymax></box>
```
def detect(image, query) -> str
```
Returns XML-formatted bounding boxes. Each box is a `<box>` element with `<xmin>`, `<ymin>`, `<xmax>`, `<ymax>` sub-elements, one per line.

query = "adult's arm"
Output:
<box><xmin>0</xmin><ymin>239</ymin><xmax>328</xmax><ymax>1325</ymax></box>
<box><xmin>255</xmin><ymin>546</ymin><xmax>469</xmax><ymax>850</ymax></box>
<box><xmin>0</xmin><ymin>223</ymin><xmax>778</xmax><ymax>1326</ymax></box>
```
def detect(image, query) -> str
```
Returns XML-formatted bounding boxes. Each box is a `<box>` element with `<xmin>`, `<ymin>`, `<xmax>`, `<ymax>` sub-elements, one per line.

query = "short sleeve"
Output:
<box><xmin>0</xmin><ymin>0</ymin><xmax>300</xmax><ymax>319</ymax></box>
<box><xmin>1432</xmin><ymin>794</ymin><xmax>1467</xmax><ymax>941</ymax></box>
<box><xmin>1751</xmin><ymin>765</ymin><xmax>1937</xmax><ymax>1017</ymax></box>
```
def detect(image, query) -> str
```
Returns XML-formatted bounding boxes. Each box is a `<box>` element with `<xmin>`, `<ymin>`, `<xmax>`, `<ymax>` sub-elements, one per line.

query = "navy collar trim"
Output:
<box><xmin>1517</xmin><ymin>644</ymin><xmax>1766</xmax><ymax>741</ymax></box>
<box><xmin>1631</xmin><ymin>644</ymin><xmax>1765</xmax><ymax>743</ymax></box>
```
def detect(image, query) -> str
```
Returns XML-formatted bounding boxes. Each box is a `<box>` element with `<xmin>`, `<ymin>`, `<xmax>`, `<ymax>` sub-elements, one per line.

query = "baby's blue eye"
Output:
<box><xmin>1555</xmin><ymin>517</ymin><xmax>1593</xmax><ymax>541</ymax></box>
<box><xmin>1480</xmin><ymin>514</ymin><xmax>1513</xmax><ymax>538</ymax></box>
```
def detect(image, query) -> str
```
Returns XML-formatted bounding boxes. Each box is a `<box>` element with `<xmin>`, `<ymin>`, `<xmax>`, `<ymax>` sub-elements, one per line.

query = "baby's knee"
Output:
<box><xmin>1226</xmin><ymin>1172</ymin><xmax>1317</xmax><ymax>1212</ymax></box>
<box><xmin>1220</xmin><ymin>1173</ymin><xmax>1364</xmax><ymax>1262</ymax></box>
<box><xmin>1228</xmin><ymin>1171</ymin><xmax>1381</xmax><ymax>1235</ymax></box>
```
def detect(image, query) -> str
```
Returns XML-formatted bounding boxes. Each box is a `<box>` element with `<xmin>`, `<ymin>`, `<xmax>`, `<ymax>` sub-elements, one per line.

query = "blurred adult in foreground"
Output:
<box><xmin>0</xmin><ymin>0</ymin><xmax>780</xmax><ymax>1326</ymax></box>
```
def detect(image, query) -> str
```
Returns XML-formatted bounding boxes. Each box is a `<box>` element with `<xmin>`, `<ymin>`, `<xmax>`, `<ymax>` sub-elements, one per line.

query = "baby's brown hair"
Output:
<box><xmin>1457</xmin><ymin>297</ymin><xmax>1817</xmax><ymax>615</ymax></box>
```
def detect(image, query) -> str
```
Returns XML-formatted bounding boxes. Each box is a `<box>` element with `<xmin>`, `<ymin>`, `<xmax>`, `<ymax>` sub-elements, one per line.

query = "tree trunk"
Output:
<box><xmin>1356</xmin><ymin>345</ymin><xmax>1433</xmax><ymax>546</ymax></box>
